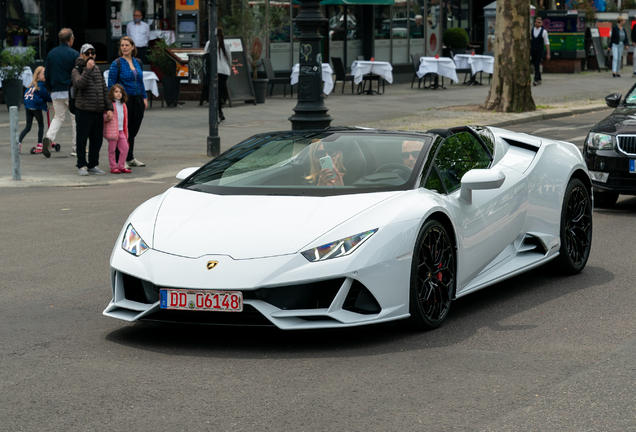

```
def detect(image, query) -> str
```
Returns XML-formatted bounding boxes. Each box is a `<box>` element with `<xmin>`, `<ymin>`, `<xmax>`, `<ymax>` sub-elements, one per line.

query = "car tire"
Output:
<box><xmin>554</xmin><ymin>178</ymin><xmax>593</xmax><ymax>275</ymax></box>
<box><xmin>407</xmin><ymin>219</ymin><xmax>456</xmax><ymax>330</ymax></box>
<box><xmin>593</xmin><ymin>191</ymin><xmax>619</xmax><ymax>208</ymax></box>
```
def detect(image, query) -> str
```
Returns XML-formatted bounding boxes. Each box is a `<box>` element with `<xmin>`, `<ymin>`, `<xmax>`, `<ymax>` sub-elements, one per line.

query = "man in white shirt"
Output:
<box><xmin>126</xmin><ymin>10</ymin><xmax>150</xmax><ymax>63</ymax></box>
<box><xmin>531</xmin><ymin>17</ymin><xmax>550</xmax><ymax>86</ymax></box>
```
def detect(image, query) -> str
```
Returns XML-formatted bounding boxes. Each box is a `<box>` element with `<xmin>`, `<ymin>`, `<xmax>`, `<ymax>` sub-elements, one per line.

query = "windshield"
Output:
<box><xmin>178</xmin><ymin>130</ymin><xmax>434</xmax><ymax>196</ymax></box>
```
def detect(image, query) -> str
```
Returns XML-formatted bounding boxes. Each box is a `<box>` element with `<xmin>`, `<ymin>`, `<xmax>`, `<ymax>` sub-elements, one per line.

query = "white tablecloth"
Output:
<box><xmin>0</xmin><ymin>67</ymin><xmax>33</xmax><ymax>88</ymax></box>
<box><xmin>103</xmin><ymin>70</ymin><xmax>160</xmax><ymax>97</ymax></box>
<box><xmin>291</xmin><ymin>63</ymin><xmax>334</xmax><ymax>95</ymax></box>
<box><xmin>453</xmin><ymin>54</ymin><xmax>494</xmax><ymax>75</ymax></box>
<box><xmin>149</xmin><ymin>30</ymin><xmax>176</xmax><ymax>45</ymax></box>
<box><xmin>351</xmin><ymin>61</ymin><xmax>393</xmax><ymax>85</ymax></box>
<box><xmin>417</xmin><ymin>57</ymin><xmax>458</xmax><ymax>83</ymax></box>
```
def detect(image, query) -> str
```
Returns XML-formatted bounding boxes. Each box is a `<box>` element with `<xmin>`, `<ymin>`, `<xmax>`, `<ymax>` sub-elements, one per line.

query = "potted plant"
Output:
<box><xmin>146</xmin><ymin>38</ymin><xmax>181</xmax><ymax>107</ymax></box>
<box><xmin>443</xmin><ymin>27</ymin><xmax>469</xmax><ymax>57</ymax></box>
<box><xmin>6</xmin><ymin>24</ymin><xmax>29</xmax><ymax>47</ymax></box>
<box><xmin>0</xmin><ymin>46</ymin><xmax>35</xmax><ymax>111</ymax></box>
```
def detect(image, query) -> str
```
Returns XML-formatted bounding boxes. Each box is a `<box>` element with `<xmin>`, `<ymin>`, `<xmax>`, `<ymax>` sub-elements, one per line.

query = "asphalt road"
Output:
<box><xmin>2</xmin><ymin>111</ymin><xmax>636</xmax><ymax>431</ymax></box>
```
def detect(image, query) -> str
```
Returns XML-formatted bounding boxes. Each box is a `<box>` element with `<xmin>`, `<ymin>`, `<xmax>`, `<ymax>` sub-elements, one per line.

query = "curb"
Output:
<box><xmin>485</xmin><ymin>104</ymin><xmax>609</xmax><ymax>128</ymax></box>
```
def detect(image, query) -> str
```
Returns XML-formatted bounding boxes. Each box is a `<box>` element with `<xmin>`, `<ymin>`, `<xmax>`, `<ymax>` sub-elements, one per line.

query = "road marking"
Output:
<box><xmin>532</xmin><ymin>124</ymin><xmax>596</xmax><ymax>134</ymax></box>
<box><xmin>568</xmin><ymin>135</ymin><xmax>589</xmax><ymax>141</ymax></box>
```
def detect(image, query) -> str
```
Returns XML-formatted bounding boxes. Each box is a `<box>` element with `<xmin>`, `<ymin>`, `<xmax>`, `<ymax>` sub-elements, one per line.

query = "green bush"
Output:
<box><xmin>443</xmin><ymin>27</ymin><xmax>469</xmax><ymax>50</ymax></box>
<box><xmin>0</xmin><ymin>47</ymin><xmax>35</xmax><ymax>80</ymax></box>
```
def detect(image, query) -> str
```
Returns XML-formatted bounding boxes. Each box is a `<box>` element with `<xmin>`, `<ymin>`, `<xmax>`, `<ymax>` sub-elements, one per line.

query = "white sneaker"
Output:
<box><xmin>71</xmin><ymin>146</ymin><xmax>77</xmax><ymax>156</ymax></box>
<box><xmin>127</xmin><ymin>158</ymin><xmax>145</xmax><ymax>167</ymax></box>
<box><xmin>78</xmin><ymin>167</ymin><xmax>89</xmax><ymax>176</ymax></box>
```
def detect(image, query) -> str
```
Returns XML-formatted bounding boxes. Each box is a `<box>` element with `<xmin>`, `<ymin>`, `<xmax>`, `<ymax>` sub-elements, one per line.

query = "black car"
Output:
<box><xmin>584</xmin><ymin>87</ymin><xmax>636</xmax><ymax>206</ymax></box>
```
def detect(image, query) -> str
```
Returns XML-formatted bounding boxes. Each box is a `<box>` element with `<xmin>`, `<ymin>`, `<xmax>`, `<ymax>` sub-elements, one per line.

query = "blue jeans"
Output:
<box><xmin>612</xmin><ymin>43</ymin><xmax>624</xmax><ymax>73</ymax></box>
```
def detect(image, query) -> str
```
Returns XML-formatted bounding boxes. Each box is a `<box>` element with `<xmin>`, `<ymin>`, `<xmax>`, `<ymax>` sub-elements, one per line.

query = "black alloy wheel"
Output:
<box><xmin>555</xmin><ymin>178</ymin><xmax>593</xmax><ymax>274</ymax></box>
<box><xmin>407</xmin><ymin>219</ymin><xmax>456</xmax><ymax>330</ymax></box>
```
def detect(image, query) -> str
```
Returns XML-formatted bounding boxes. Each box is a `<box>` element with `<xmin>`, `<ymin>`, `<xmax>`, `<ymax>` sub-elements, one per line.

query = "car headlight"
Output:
<box><xmin>586</xmin><ymin>133</ymin><xmax>614</xmax><ymax>150</ymax></box>
<box><xmin>122</xmin><ymin>224</ymin><xmax>149</xmax><ymax>256</ymax></box>
<box><xmin>301</xmin><ymin>229</ymin><xmax>378</xmax><ymax>262</ymax></box>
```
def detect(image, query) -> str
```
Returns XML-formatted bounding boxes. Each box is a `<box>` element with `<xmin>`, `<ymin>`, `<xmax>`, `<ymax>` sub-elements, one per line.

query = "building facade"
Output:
<box><xmin>2</xmin><ymin>0</ymin><xmax>491</xmax><ymax>71</ymax></box>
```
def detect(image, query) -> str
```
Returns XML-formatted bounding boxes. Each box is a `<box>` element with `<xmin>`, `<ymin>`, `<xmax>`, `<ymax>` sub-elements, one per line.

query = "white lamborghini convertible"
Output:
<box><xmin>104</xmin><ymin>126</ymin><xmax>593</xmax><ymax>330</ymax></box>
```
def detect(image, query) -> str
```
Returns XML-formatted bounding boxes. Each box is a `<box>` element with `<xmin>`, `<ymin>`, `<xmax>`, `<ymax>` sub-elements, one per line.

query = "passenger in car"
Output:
<box><xmin>305</xmin><ymin>139</ymin><xmax>350</xmax><ymax>186</ymax></box>
<box><xmin>402</xmin><ymin>140</ymin><xmax>425</xmax><ymax>169</ymax></box>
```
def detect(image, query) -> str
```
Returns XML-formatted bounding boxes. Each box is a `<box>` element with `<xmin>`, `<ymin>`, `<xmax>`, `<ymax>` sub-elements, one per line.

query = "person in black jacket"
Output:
<box><xmin>42</xmin><ymin>28</ymin><xmax>79</xmax><ymax>158</ymax></box>
<box><xmin>72</xmin><ymin>44</ymin><xmax>113</xmax><ymax>176</ymax></box>
<box><xmin>609</xmin><ymin>17</ymin><xmax>628</xmax><ymax>77</ymax></box>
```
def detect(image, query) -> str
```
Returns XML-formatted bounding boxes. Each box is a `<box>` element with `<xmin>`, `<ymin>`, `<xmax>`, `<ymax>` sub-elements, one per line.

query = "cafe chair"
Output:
<box><xmin>331</xmin><ymin>57</ymin><xmax>355</xmax><ymax>94</ymax></box>
<box><xmin>411</xmin><ymin>54</ymin><xmax>423</xmax><ymax>88</ymax></box>
<box><xmin>450</xmin><ymin>49</ymin><xmax>472</xmax><ymax>85</ymax></box>
<box><xmin>262</xmin><ymin>58</ymin><xmax>292</xmax><ymax>97</ymax></box>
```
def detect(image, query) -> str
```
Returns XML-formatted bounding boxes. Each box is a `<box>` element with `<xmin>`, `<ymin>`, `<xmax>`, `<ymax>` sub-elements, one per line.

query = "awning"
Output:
<box><xmin>320</xmin><ymin>0</ymin><xmax>394</xmax><ymax>5</ymax></box>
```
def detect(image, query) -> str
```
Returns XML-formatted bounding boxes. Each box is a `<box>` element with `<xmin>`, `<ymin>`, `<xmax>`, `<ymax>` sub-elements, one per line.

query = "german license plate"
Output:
<box><xmin>630</xmin><ymin>160</ymin><xmax>636</xmax><ymax>173</ymax></box>
<box><xmin>160</xmin><ymin>289</ymin><xmax>243</xmax><ymax>312</ymax></box>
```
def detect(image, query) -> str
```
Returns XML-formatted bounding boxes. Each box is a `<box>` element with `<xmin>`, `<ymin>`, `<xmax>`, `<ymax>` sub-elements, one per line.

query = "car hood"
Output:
<box><xmin>591</xmin><ymin>106</ymin><xmax>636</xmax><ymax>134</ymax></box>
<box><xmin>150</xmin><ymin>188</ymin><xmax>400</xmax><ymax>259</ymax></box>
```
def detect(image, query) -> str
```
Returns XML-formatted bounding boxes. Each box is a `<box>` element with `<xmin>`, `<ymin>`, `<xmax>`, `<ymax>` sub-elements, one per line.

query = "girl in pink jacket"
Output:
<box><xmin>103</xmin><ymin>84</ymin><xmax>131</xmax><ymax>173</ymax></box>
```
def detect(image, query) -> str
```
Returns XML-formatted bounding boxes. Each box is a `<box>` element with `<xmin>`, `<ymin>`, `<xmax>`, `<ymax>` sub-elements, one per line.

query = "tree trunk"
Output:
<box><xmin>482</xmin><ymin>0</ymin><xmax>535</xmax><ymax>112</ymax></box>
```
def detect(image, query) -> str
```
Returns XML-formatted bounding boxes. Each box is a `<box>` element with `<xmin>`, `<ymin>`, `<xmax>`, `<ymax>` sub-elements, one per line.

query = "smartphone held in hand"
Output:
<box><xmin>319</xmin><ymin>155</ymin><xmax>335</xmax><ymax>179</ymax></box>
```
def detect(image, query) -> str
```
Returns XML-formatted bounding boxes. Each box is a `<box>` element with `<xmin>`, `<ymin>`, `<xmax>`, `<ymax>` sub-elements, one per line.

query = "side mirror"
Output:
<box><xmin>605</xmin><ymin>93</ymin><xmax>622</xmax><ymax>108</ymax></box>
<box><xmin>176</xmin><ymin>167</ymin><xmax>199</xmax><ymax>180</ymax></box>
<box><xmin>458</xmin><ymin>169</ymin><xmax>506</xmax><ymax>205</ymax></box>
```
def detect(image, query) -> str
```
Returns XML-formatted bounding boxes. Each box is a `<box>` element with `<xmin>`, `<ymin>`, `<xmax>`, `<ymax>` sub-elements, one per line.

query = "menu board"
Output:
<box><xmin>225</xmin><ymin>37</ymin><xmax>256</xmax><ymax>106</ymax></box>
<box><xmin>588</xmin><ymin>27</ymin><xmax>607</xmax><ymax>72</ymax></box>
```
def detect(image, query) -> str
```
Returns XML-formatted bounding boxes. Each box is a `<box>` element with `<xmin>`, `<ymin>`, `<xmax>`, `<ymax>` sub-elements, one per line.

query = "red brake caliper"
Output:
<box><xmin>436</xmin><ymin>262</ymin><xmax>443</xmax><ymax>281</ymax></box>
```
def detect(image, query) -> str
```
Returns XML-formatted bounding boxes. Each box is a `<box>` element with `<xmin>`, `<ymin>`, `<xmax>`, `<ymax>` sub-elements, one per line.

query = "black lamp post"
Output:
<box><xmin>207</xmin><ymin>0</ymin><xmax>221</xmax><ymax>157</ymax></box>
<box><xmin>288</xmin><ymin>0</ymin><xmax>332</xmax><ymax>130</ymax></box>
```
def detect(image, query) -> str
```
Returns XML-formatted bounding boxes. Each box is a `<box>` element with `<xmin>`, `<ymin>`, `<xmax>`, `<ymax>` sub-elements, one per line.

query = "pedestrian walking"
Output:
<box><xmin>531</xmin><ymin>17</ymin><xmax>550</xmax><ymax>86</ymax></box>
<box><xmin>72</xmin><ymin>43</ymin><xmax>113</xmax><ymax>176</ymax></box>
<box><xmin>632</xmin><ymin>23</ymin><xmax>636</xmax><ymax>77</ymax></box>
<box><xmin>42</xmin><ymin>28</ymin><xmax>79</xmax><ymax>157</ymax></box>
<box><xmin>103</xmin><ymin>84</ymin><xmax>132</xmax><ymax>174</ymax></box>
<box><xmin>19</xmin><ymin>66</ymin><xmax>52</xmax><ymax>155</ymax></box>
<box><xmin>107</xmin><ymin>36</ymin><xmax>148</xmax><ymax>168</ymax></box>
<box><xmin>126</xmin><ymin>10</ymin><xmax>150</xmax><ymax>64</ymax></box>
<box><xmin>217</xmin><ymin>28</ymin><xmax>232</xmax><ymax>121</ymax></box>
<box><xmin>610</xmin><ymin>16</ymin><xmax>628</xmax><ymax>77</ymax></box>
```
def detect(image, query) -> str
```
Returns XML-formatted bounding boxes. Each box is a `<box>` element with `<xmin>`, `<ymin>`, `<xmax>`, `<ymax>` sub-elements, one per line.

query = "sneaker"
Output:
<box><xmin>537</xmin><ymin>81</ymin><xmax>542</xmax><ymax>85</ymax></box>
<box><xmin>121</xmin><ymin>168</ymin><xmax>132</xmax><ymax>174</ymax></box>
<box><xmin>42</xmin><ymin>137</ymin><xmax>52</xmax><ymax>158</ymax></box>
<box><xmin>532</xmin><ymin>81</ymin><xmax>538</xmax><ymax>86</ymax></box>
<box><xmin>110</xmin><ymin>168</ymin><xmax>121</xmax><ymax>174</ymax></box>
<box><xmin>33</xmin><ymin>143</ymin><xmax>43</xmax><ymax>154</ymax></box>
<box><xmin>124</xmin><ymin>161</ymin><xmax>130</xmax><ymax>169</ymax></box>
<box><xmin>127</xmin><ymin>158</ymin><xmax>145</xmax><ymax>167</ymax></box>
<box><xmin>88</xmin><ymin>167</ymin><xmax>105</xmax><ymax>175</ymax></box>
<box><xmin>71</xmin><ymin>146</ymin><xmax>77</xmax><ymax>156</ymax></box>
<box><xmin>78</xmin><ymin>166</ymin><xmax>89</xmax><ymax>176</ymax></box>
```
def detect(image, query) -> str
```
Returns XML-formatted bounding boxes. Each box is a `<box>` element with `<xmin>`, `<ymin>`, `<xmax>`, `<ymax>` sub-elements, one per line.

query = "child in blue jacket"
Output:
<box><xmin>19</xmin><ymin>66</ymin><xmax>52</xmax><ymax>154</ymax></box>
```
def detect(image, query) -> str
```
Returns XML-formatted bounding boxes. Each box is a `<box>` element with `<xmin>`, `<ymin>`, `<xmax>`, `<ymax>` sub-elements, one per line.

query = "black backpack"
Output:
<box><xmin>68</xmin><ymin>65</ymin><xmax>83</xmax><ymax>114</ymax></box>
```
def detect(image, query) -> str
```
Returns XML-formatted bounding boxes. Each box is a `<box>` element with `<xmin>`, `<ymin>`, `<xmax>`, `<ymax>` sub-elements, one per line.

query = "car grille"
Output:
<box><xmin>617</xmin><ymin>135</ymin><xmax>636</xmax><ymax>155</ymax></box>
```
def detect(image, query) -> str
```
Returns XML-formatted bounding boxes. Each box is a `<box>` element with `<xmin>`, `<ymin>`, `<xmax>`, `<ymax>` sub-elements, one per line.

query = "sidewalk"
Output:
<box><xmin>0</xmin><ymin>71</ymin><xmax>620</xmax><ymax>188</ymax></box>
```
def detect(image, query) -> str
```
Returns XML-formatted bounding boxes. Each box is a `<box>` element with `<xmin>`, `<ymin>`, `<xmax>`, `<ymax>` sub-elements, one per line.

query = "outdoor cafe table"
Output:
<box><xmin>417</xmin><ymin>57</ymin><xmax>458</xmax><ymax>88</ymax></box>
<box><xmin>103</xmin><ymin>70</ymin><xmax>160</xmax><ymax>97</ymax></box>
<box><xmin>0</xmin><ymin>66</ymin><xmax>33</xmax><ymax>88</ymax></box>
<box><xmin>453</xmin><ymin>54</ymin><xmax>494</xmax><ymax>85</ymax></box>
<box><xmin>351</xmin><ymin>60</ymin><xmax>393</xmax><ymax>94</ymax></box>
<box><xmin>291</xmin><ymin>63</ymin><xmax>334</xmax><ymax>95</ymax></box>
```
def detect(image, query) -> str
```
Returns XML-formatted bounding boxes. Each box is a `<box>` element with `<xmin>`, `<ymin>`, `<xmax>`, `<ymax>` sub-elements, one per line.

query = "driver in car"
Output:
<box><xmin>402</xmin><ymin>140</ymin><xmax>424</xmax><ymax>169</ymax></box>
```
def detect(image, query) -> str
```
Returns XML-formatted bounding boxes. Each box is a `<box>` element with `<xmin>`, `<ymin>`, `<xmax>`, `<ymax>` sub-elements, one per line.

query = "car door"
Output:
<box><xmin>424</xmin><ymin>131</ymin><xmax>528</xmax><ymax>292</ymax></box>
